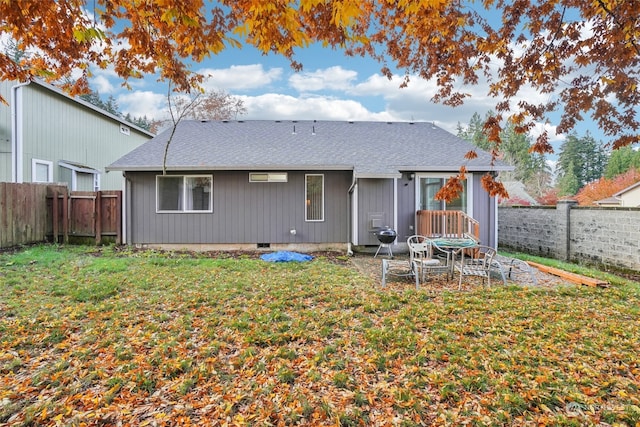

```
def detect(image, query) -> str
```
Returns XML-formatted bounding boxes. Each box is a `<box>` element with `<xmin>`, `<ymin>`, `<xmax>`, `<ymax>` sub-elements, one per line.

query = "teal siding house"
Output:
<box><xmin>0</xmin><ymin>79</ymin><xmax>154</xmax><ymax>190</ymax></box>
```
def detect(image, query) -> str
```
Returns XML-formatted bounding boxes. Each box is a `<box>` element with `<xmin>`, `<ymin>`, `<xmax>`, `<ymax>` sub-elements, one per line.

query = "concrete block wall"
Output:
<box><xmin>497</xmin><ymin>205</ymin><xmax>561</xmax><ymax>259</ymax></box>
<box><xmin>499</xmin><ymin>203</ymin><xmax>640</xmax><ymax>272</ymax></box>
<box><xmin>570</xmin><ymin>207</ymin><xmax>640</xmax><ymax>270</ymax></box>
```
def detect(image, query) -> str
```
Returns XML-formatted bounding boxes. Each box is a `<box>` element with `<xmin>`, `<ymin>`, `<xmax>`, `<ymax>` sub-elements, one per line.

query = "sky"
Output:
<box><xmin>1</xmin><ymin>2</ymin><xmax>628</xmax><ymax>163</ymax></box>
<box><xmin>89</xmin><ymin>41</ymin><xmax>579</xmax><ymax>158</ymax></box>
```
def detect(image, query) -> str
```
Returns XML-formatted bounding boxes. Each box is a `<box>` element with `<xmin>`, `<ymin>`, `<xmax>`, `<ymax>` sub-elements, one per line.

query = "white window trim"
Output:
<box><xmin>414</xmin><ymin>172</ymin><xmax>474</xmax><ymax>217</ymax></box>
<box><xmin>58</xmin><ymin>161</ymin><xmax>101</xmax><ymax>191</ymax></box>
<box><xmin>31</xmin><ymin>158</ymin><xmax>53</xmax><ymax>183</ymax></box>
<box><xmin>249</xmin><ymin>172</ymin><xmax>288</xmax><ymax>183</ymax></box>
<box><xmin>156</xmin><ymin>174</ymin><xmax>213</xmax><ymax>213</ymax></box>
<box><xmin>305</xmin><ymin>173</ymin><xmax>325</xmax><ymax>222</ymax></box>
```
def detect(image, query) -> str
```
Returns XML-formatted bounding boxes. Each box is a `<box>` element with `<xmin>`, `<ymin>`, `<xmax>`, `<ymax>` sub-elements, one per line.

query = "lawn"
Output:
<box><xmin>1</xmin><ymin>245</ymin><xmax>639</xmax><ymax>426</ymax></box>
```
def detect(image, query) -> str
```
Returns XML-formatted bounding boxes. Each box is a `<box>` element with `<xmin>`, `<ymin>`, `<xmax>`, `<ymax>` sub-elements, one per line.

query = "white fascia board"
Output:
<box><xmin>58</xmin><ymin>161</ymin><xmax>100</xmax><ymax>174</ymax></box>
<box><xmin>106</xmin><ymin>165</ymin><xmax>355</xmax><ymax>172</ymax></box>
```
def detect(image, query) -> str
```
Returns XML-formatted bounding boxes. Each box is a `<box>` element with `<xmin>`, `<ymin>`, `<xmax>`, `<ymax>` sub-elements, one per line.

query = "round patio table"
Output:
<box><xmin>430</xmin><ymin>238</ymin><xmax>479</xmax><ymax>279</ymax></box>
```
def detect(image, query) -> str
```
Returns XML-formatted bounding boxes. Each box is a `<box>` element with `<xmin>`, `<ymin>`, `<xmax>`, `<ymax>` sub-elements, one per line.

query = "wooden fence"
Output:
<box><xmin>0</xmin><ymin>182</ymin><xmax>122</xmax><ymax>249</ymax></box>
<box><xmin>49</xmin><ymin>190</ymin><xmax>122</xmax><ymax>245</ymax></box>
<box><xmin>0</xmin><ymin>183</ymin><xmax>67</xmax><ymax>248</ymax></box>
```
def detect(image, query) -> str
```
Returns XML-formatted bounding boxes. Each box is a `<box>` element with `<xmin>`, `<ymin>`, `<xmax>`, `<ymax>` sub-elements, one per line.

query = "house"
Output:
<box><xmin>106</xmin><ymin>120</ymin><xmax>512</xmax><ymax>252</ymax></box>
<box><xmin>499</xmin><ymin>181</ymin><xmax>538</xmax><ymax>206</ymax></box>
<box><xmin>596</xmin><ymin>180</ymin><xmax>640</xmax><ymax>207</ymax></box>
<box><xmin>0</xmin><ymin>79</ymin><xmax>154</xmax><ymax>190</ymax></box>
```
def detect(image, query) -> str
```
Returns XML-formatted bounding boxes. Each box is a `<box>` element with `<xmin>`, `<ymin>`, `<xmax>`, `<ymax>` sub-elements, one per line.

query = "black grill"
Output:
<box><xmin>375</xmin><ymin>228</ymin><xmax>397</xmax><ymax>244</ymax></box>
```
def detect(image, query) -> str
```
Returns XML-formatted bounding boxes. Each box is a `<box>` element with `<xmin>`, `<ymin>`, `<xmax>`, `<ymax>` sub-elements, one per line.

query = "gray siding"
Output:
<box><xmin>353</xmin><ymin>174</ymin><xmax>496</xmax><ymax>248</ymax></box>
<box><xmin>472</xmin><ymin>173</ymin><xmax>497</xmax><ymax>247</ymax></box>
<box><xmin>126</xmin><ymin>170</ymin><xmax>351</xmax><ymax>245</ymax></box>
<box><xmin>357</xmin><ymin>178</ymin><xmax>395</xmax><ymax>245</ymax></box>
<box><xmin>396</xmin><ymin>173</ymin><xmax>416</xmax><ymax>243</ymax></box>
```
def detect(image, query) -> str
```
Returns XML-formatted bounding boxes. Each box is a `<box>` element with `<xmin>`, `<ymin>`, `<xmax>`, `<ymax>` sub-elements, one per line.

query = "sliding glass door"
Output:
<box><xmin>418</xmin><ymin>176</ymin><xmax>468</xmax><ymax>213</ymax></box>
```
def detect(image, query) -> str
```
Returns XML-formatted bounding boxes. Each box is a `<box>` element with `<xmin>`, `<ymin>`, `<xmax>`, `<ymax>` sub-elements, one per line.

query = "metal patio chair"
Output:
<box><xmin>381</xmin><ymin>258</ymin><xmax>419</xmax><ymax>288</ymax></box>
<box><xmin>455</xmin><ymin>245</ymin><xmax>498</xmax><ymax>289</ymax></box>
<box><xmin>407</xmin><ymin>235</ymin><xmax>452</xmax><ymax>283</ymax></box>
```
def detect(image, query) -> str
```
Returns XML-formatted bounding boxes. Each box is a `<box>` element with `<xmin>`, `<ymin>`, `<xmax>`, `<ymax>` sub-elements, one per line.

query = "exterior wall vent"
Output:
<box><xmin>257</xmin><ymin>243</ymin><xmax>271</xmax><ymax>249</ymax></box>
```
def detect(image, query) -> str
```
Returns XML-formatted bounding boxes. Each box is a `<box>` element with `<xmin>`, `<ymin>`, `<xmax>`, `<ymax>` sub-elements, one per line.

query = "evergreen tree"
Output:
<box><xmin>457</xmin><ymin>112</ymin><xmax>551</xmax><ymax>197</ymax></box>
<box><xmin>604</xmin><ymin>146</ymin><xmax>640</xmax><ymax>178</ymax></box>
<box><xmin>500</xmin><ymin>124</ymin><xmax>549</xmax><ymax>184</ymax></box>
<box><xmin>3</xmin><ymin>38</ymin><xmax>27</xmax><ymax>64</ymax></box>
<box><xmin>557</xmin><ymin>161</ymin><xmax>580</xmax><ymax>196</ymax></box>
<box><xmin>79</xmin><ymin>90</ymin><xmax>107</xmax><ymax>110</ymax></box>
<box><xmin>556</xmin><ymin>132</ymin><xmax>607</xmax><ymax>190</ymax></box>
<box><xmin>456</xmin><ymin>112</ymin><xmax>491</xmax><ymax>151</ymax></box>
<box><xmin>80</xmin><ymin>89</ymin><xmax>155</xmax><ymax>132</ymax></box>
<box><xmin>124</xmin><ymin>113</ymin><xmax>153</xmax><ymax>131</ymax></box>
<box><xmin>103</xmin><ymin>95</ymin><xmax>121</xmax><ymax>117</ymax></box>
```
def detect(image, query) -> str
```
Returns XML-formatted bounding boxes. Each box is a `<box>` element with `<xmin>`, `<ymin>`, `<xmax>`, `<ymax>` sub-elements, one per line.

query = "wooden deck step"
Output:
<box><xmin>526</xmin><ymin>261</ymin><xmax>609</xmax><ymax>287</ymax></box>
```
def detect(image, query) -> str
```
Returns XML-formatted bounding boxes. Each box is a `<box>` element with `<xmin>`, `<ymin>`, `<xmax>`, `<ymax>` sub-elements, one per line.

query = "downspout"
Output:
<box><xmin>11</xmin><ymin>81</ymin><xmax>31</xmax><ymax>183</ymax></box>
<box><xmin>393</xmin><ymin>176</ymin><xmax>398</xmax><ymax>250</ymax></box>
<box><xmin>346</xmin><ymin>173</ymin><xmax>357</xmax><ymax>256</ymax></box>
<box><xmin>494</xmin><ymin>193</ymin><xmax>499</xmax><ymax>248</ymax></box>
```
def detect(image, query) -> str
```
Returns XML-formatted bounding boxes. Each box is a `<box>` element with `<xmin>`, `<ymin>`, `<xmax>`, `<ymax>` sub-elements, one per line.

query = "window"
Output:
<box><xmin>32</xmin><ymin>159</ymin><xmax>53</xmax><ymax>183</ymax></box>
<box><xmin>305</xmin><ymin>174</ymin><xmax>324</xmax><ymax>221</ymax></box>
<box><xmin>418</xmin><ymin>176</ymin><xmax>468</xmax><ymax>213</ymax></box>
<box><xmin>249</xmin><ymin>172</ymin><xmax>288</xmax><ymax>182</ymax></box>
<box><xmin>157</xmin><ymin>175</ymin><xmax>212</xmax><ymax>212</ymax></box>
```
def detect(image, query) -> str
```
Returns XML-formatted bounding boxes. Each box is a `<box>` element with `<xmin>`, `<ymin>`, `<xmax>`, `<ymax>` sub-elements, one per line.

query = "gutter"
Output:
<box><xmin>11</xmin><ymin>81</ymin><xmax>31</xmax><ymax>182</ymax></box>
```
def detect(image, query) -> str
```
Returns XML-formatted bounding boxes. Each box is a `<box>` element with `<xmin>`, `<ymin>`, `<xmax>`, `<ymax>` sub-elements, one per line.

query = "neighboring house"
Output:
<box><xmin>500</xmin><ymin>181</ymin><xmax>538</xmax><ymax>206</ymax></box>
<box><xmin>107</xmin><ymin>120</ymin><xmax>512</xmax><ymax>252</ymax></box>
<box><xmin>596</xmin><ymin>181</ymin><xmax>640</xmax><ymax>207</ymax></box>
<box><xmin>0</xmin><ymin>79</ymin><xmax>154</xmax><ymax>191</ymax></box>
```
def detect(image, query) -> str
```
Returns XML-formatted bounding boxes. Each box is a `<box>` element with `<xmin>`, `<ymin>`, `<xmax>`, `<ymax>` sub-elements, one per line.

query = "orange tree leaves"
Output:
<box><xmin>575</xmin><ymin>167</ymin><xmax>640</xmax><ymax>206</ymax></box>
<box><xmin>3</xmin><ymin>0</ymin><xmax>639</xmax><ymax>144</ymax></box>
<box><xmin>1</xmin><ymin>246</ymin><xmax>640</xmax><ymax>426</ymax></box>
<box><xmin>3</xmin><ymin>0</ymin><xmax>640</xmax><ymax>198</ymax></box>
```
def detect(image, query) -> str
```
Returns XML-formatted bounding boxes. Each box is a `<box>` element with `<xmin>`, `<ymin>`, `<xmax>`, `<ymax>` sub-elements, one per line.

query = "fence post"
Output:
<box><xmin>556</xmin><ymin>200</ymin><xmax>577</xmax><ymax>261</ymax></box>
<box><xmin>115</xmin><ymin>191</ymin><xmax>122</xmax><ymax>245</ymax></box>
<box><xmin>95</xmin><ymin>191</ymin><xmax>102</xmax><ymax>245</ymax></box>
<box><xmin>52</xmin><ymin>190</ymin><xmax>59</xmax><ymax>243</ymax></box>
<box><xmin>62</xmin><ymin>190</ymin><xmax>69</xmax><ymax>244</ymax></box>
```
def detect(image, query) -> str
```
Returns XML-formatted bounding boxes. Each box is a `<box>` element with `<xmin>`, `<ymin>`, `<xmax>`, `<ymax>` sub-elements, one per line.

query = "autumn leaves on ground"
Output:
<box><xmin>1</xmin><ymin>246</ymin><xmax>639</xmax><ymax>426</ymax></box>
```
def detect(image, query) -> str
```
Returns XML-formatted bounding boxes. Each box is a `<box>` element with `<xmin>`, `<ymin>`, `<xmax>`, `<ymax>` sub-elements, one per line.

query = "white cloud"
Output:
<box><xmin>345</xmin><ymin>73</ymin><xmax>496</xmax><ymax>133</ymax></box>
<box><xmin>197</xmin><ymin>64</ymin><xmax>283</xmax><ymax>91</ymax></box>
<box><xmin>91</xmin><ymin>75</ymin><xmax>115</xmax><ymax>94</ymax></box>
<box><xmin>104</xmin><ymin>55</ymin><xmax>578</xmax><ymax>153</ymax></box>
<box><xmin>241</xmin><ymin>93</ymin><xmax>394</xmax><ymax>121</ymax></box>
<box><xmin>117</xmin><ymin>90</ymin><xmax>167</xmax><ymax>119</ymax></box>
<box><xmin>531</xmin><ymin>122</ymin><xmax>565</xmax><ymax>144</ymax></box>
<box><xmin>289</xmin><ymin>66</ymin><xmax>358</xmax><ymax>92</ymax></box>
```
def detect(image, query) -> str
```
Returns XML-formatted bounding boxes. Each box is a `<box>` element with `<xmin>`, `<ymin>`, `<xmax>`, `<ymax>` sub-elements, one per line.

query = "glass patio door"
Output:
<box><xmin>418</xmin><ymin>177</ymin><xmax>467</xmax><ymax>213</ymax></box>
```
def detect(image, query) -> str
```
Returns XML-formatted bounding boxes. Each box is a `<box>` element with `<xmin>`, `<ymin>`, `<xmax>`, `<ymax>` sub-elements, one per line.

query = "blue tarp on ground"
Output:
<box><xmin>260</xmin><ymin>251</ymin><xmax>314</xmax><ymax>262</ymax></box>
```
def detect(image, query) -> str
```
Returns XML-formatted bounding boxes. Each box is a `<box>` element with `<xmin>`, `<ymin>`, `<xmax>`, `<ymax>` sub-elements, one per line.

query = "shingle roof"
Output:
<box><xmin>107</xmin><ymin>120</ymin><xmax>512</xmax><ymax>177</ymax></box>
